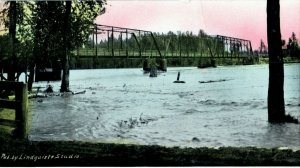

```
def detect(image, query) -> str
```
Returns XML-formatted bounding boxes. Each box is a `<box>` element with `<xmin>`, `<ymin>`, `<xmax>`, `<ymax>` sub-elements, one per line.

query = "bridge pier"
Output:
<box><xmin>143</xmin><ymin>58</ymin><xmax>167</xmax><ymax>72</ymax></box>
<box><xmin>158</xmin><ymin>58</ymin><xmax>167</xmax><ymax>72</ymax></box>
<box><xmin>198</xmin><ymin>58</ymin><xmax>216</xmax><ymax>68</ymax></box>
<box><xmin>143</xmin><ymin>59</ymin><xmax>151</xmax><ymax>71</ymax></box>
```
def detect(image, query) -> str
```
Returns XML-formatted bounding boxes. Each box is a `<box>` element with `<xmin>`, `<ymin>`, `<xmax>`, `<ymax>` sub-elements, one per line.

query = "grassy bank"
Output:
<box><xmin>1</xmin><ymin>130</ymin><xmax>300</xmax><ymax>166</ymax></box>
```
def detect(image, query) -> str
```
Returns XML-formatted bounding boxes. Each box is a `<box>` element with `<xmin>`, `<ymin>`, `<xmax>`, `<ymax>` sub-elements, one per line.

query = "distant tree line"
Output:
<box><xmin>255</xmin><ymin>32</ymin><xmax>300</xmax><ymax>58</ymax></box>
<box><xmin>286</xmin><ymin>32</ymin><xmax>299</xmax><ymax>57</ymax></box>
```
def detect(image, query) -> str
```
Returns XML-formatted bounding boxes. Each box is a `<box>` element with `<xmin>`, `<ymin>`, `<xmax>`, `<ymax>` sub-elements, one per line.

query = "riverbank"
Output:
<box><xmin>0</xmin><ymin>130</ymin><xmax>300</xmax><ymax>166</ymax></box>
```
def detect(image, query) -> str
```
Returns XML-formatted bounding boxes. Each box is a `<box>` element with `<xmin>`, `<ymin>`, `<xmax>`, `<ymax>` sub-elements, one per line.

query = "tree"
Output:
<box><xmin>1</xmin><ymin>1</ymin><xmax>106</xmax><ymax>91</ymax></box>
<box><xmin>6</xmin><ymin>1</ymin><xmax>17</xmax><ymax>82</ymax></box>
<box><xmin>0</xmin><ymin>1</ymin><xmax>30</xmax><ymax>83</ymax></box>
<box><xmin>259</xmin><ymin>39</ymin><xmax>267</xmax><ymax>54</ymax></box>
<box><xmin>26</xmin><ymin>1</ymin><xmax>106</xmax><ymax>92</ymax></box>
<box><xmin>61</xmin><ymin>1</ymin><xmax>106</xmax><ymax>92</ymax></box>
<box><xmin>60</xmin><ymin>1</ymin><xmax>71</xmax><ymax>92</ymax></box>
<box><xmin>287</xmin><ymin>32</ymin><xmax>299</xmax><ymax>57</ymax></box>
<box><xmin>266</xmin><ymin>0</ymin><xmax>297</xmax><ymax>123</ymax></box>
<box><xmin>0</xmin><ymin>1</ymin><xmax>35</xmax><ymax>85</ymax></box>
<box><xmin>267</xmin><ymin>0</ymin><xmax>285</xmax><ymax>122</ymax></box>
<box><xmin>28</xmin><ymin>1</ymin><xmax>46</xmax><ymax>91</ymax></box>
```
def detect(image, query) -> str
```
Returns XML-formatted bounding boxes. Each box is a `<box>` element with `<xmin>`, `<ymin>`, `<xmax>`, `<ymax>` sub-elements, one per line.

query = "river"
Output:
<box><xmin>29</xmin><ymin>63</ymin><xmax>300</xmax><ymax>148</ymax></box>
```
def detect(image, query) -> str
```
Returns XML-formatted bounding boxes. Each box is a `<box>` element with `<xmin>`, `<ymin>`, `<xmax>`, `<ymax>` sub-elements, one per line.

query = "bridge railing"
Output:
<box><xmin>74</xmin><ymin>47</ymin><xmax>257</xmax><ymax>59</ymax></box>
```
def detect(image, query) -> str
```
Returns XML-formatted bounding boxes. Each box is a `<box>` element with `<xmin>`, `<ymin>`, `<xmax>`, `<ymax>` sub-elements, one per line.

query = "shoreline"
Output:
<box><xmin>68</xmin><ymin>56</ymin><xmax>300</xmax><ymax>70</ymax></box>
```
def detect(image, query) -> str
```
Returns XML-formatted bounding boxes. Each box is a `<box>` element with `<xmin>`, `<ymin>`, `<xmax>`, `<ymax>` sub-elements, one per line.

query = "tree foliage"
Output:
<box><xmin>0</xmin><ymin>0</ymin><xmax>106</xmax><ymax>90</ymax></box>
<box><xmin>0</xmin><ymin>1</ymin><xmax>32</xmax><ymax>60</ymax></box>
<box><xmin>28</xmin><ymin>1</ymin><xmax>105</xmax><ymax>66</ymax></box>
<box><xmin>287</xmin><ymin>32</ymin><xmax>299</xmax><ymax>57</ymax></box>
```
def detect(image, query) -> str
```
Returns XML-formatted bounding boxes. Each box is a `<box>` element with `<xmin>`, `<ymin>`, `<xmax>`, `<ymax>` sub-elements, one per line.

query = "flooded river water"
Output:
<box><xmin>29</xmin><ymin>63</ymin><xmax>300</xmax><ymax>148</ymax></box>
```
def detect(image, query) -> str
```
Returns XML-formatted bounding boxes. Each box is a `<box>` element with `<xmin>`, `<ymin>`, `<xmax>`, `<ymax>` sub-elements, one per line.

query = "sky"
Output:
<box><xmin>96</xmin><ymin>0</ymin><xmax>300</xmax><ymax>49</ymax></box>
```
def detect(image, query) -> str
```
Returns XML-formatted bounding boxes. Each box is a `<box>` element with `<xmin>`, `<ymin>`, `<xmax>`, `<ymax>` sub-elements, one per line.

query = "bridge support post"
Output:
<box><xmin>158</xmin><ymin>59</ymin><xmax>167</xmax><ymax>72</ymax></box>
<box><xmin>143</xmin><ymin>58</ymin><xmax>151</xmax><ymax>72</ymax></box>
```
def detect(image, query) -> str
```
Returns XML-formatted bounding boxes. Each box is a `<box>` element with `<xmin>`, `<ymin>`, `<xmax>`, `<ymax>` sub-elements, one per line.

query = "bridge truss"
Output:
<box><xmin>75</xmin><ymin>25</ymin><xmax>254</xmax><ymax>59</ymax></box>
<box><xmin>87</xmin><ymin>24</ymin><xmax>162</xmax><ymax>58</ymax></box>
<box><xmin>215</xmin><ymin>35</ymin><xmax>253</xmax><ymax>58</ymax></box>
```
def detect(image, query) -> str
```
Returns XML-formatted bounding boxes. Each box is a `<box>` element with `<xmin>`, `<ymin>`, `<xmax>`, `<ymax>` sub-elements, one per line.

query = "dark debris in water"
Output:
<box><xmin>29</xmin><ymin>89</ymin><xmax>87</xmax><ymax>99</ymax></box>
<box><xmin>173</xmin><ymin>81</ymin><xmax>185</xmax><ymax>83</ymax></box>
<box><xmin>116</xmin><ymin>114</ymin><xmax>158</xmax><ymax>129</ymax></box>
<box><xmin>85</xmin><ymin>87</ymin><xmax>97</xmax><ymax>90</ymax></box>
<box><xmin>286</xmin><ymin>103</ymin><xmax>300</xmax><ymax>107</ymax></box>
<box><xmin>199</xmin><ymin>79</ymin><xmax>230</xmax><ymax>84</ymax></box>
<box><xmin>184</xmin><ymin>109</ymin><xmax>205</xmax><ymax>115</ymax></box>
<box><xmin>192</xmin><ymin>137</ymin><xmax>200</xmax><ymax>142</ymax></box>
<box><xmin>284</xmin><ymin>114</ymin><xmax>299</xmax><ymax>124</ymax></box>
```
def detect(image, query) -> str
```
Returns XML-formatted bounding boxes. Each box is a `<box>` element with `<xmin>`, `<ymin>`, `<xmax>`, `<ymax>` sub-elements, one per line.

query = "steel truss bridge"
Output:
<box><xmin>75</xmin><ymin>24</ymin><xmax>254</xmax><ymax>59</ymax></box>
<box><xmin>0</xmin><ymin>25</ymin><xmax>256</xmax><ymax>82</ymax></box>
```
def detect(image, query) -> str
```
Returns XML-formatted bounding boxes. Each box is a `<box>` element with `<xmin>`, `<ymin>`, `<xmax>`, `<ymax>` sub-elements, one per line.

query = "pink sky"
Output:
<box><xmin>96</xmin><ymin>0</ymin><xmax>300</xmax><ymax>49</ymax></box>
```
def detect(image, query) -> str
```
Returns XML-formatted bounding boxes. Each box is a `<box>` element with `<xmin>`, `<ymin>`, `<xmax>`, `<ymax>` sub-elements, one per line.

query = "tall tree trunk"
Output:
<box><xmin>60</xmin><ymin>1</ymin><xmax>71</xmax><ymax>92</ymax></box>
<box><xmin>28</xmin><ymin>2</ymin><xmax>43</xmax><ymax>91</ymax></box>
<box><xmin>27</xmin><ymin>64</ymin><xmax>35</xmax><ymax>91</ymax></box>
<box><xmin>267</xmin><ymin>0</ymin><xmax>285</xmax><ymax>122</ymax></box>
<box><xmin>7</xmin><ymin>1</ymin><xmax>17</xmax><ymax>81</ymax></box>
